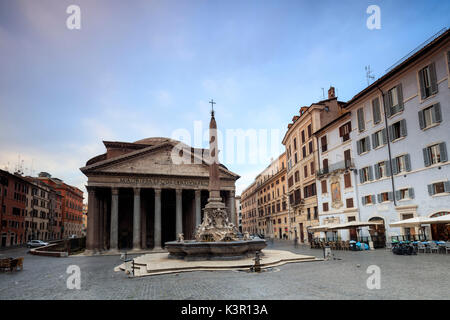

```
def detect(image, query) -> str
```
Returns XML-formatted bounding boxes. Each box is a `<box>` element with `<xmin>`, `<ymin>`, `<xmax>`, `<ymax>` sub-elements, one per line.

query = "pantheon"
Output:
<box><xmin>80</xmin><ymin>137</ymin><xmax>239</xmax><ymax>252</ymax></box>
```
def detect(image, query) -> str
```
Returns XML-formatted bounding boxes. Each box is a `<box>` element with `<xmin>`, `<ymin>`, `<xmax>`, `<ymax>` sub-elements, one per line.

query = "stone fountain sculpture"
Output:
<box><xmin>165</xmin><ymin>105</ymin><xmax>266</xmax><ymax>260</ymax></box>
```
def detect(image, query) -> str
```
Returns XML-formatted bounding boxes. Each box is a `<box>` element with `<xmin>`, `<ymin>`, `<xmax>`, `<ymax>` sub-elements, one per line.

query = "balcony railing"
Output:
<box><xmin>317</xmin><ymin>159</ymin><xmax>354</xmax><ymax>177</ymax></box>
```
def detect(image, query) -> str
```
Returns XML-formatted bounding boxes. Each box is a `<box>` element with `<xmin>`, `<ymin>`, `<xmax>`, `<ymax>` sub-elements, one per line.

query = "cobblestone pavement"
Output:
<box><xmin>1</xmin><ymin>240</ymin><xmax>449</xmax><ymax>300</ymax></box>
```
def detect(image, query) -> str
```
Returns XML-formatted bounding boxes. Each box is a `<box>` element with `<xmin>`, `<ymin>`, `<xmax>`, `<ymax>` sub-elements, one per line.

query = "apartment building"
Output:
<box><xmin>345</xmin><ymin>29</ymin><xmax>450</xmax><ymax>242</ymax></box>
<box><xmin>282</xmin><ymin>87</ymin><xmax>345</xmax><ymax>243</ymax></box>
<box><xmin>314</xmin><ymin>112</ymin><xmax>360</xmax><ymax>242</ymax></box>
<box><xmin>240</xmin><ymin>182</ymin><xmax>257</xmax><ymax>234</ymax></box>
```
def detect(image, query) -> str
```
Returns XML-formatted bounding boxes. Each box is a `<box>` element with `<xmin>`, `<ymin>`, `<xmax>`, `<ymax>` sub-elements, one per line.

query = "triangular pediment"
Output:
<box><xmin>80</xmin><ymin>142</ymin><xmax>238</xmax><ymax>180</ymax></box>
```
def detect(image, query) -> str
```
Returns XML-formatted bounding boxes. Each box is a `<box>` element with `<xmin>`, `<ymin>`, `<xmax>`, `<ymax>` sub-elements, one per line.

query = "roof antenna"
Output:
<box><xmin>365</xmin><ymin>65</ymin><xmax>375</xmax><ymax>86</ymax></box>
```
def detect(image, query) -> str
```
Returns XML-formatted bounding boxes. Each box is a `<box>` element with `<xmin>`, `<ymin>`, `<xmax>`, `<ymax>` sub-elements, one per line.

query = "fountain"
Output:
<box><xmin>165</xmin><ymin>104</ymin><xmax>266</xmax><ymax>260</ymax></box>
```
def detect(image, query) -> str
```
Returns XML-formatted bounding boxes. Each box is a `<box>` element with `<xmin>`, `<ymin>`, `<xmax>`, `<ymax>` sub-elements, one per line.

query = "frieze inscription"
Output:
<box><xmin>118</xmin><ymin>177</ymin><xmax>209</xmax><ymax>187</ymax></box>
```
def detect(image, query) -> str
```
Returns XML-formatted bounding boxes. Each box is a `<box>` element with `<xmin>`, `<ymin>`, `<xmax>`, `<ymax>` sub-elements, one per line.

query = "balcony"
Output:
<box><xmin>317</xmin><ymin>159</ymin><xmax>354</xmax><ymax>177</ymax></box>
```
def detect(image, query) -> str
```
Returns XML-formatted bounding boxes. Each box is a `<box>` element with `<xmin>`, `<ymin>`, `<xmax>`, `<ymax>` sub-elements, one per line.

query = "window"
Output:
<box><xmin>389</xmin><ymin>119</ymin><xmax>407</xmax><ymax>141</ymax></box>
<box><xmin>303</xmin><ymin>183</ymin><xmax>316</xmax><ymax>198</ymax></box>
<box><xmin>313</xmin><ymin>206</ymin><xmax>318</xmax><ymax>219</ymax></box>
<box><xmin>374</xmin><ymin>161</ymin><xmax>391</xmax><ymax>179</ymax></box>
<box><xmin>346</xmin><ymin>198</ymin><xmax>354</xmax><ymax>208</ymax></box>
<box><xmin>395</xmin><ymin>188</ymin><xmax>415</xmax><ymax>201</ymax></box>
<box><xmin>323</xmin><ymin>159</ymin><xmax>329</xmax><ymax>173</ymax></box>
<box><xmin>307</xmin><ymin>124</ymin><xmax>312</xmax><ymax>138</ymax></box>
<box><xmin>372</xmin><ymin>97</ymin><xmax>381</xmax><ymax>124</ymax></box>
<box><xmin>302</xmin><ymin>146</ymin><xmax>306</xmax><ymax>158</ymax></box>
<box><xmin>321</xmin><ymin>180</ymin><xmax>327</xmax><ymax>193</ymax></box>
<box><xmin>308</xmin><ymin>141</ymin><xmax>313</xmax><ymax>154</ymax></box>
<box><xmin>344</xmin><ymin>149</ymin><xmax>351</xmax><ymax>167</ymax></box>
<box><xmin>321</xmin><ymin>136</ymin><xmax>327</xmax><ymax>152</ymax></box>
<box><xmin>372</xmin><ymin>129</ymin><xmax>386</xmax><ymax>149</ymax></box>
<box><xmin>294</xmin><ymin>171</ymin><xmax>299</xmax><ymax>183</ymax></box>
<box><xmin>359</xmin><ymin>166</ymin><xmax>373</xmax><ymax>183</ymax></box>
<box><xmin>385</xmin><ymin>84</ymin><xmax>404</xmax><ymax>117</ymax></box>
<box><xmin>392</xmin><ymin>154</ymin><xmax>411</xmax><ymax>174</ymax></box>
<box><xmin>428</xmin><ymin>182</ymin><xmax>450</xmax><ymax>195</ymax></box>
<box><xmin>357</xmin><ymin>108</ymin><xmax>365</xmax><ymax>132</ymax></box>
<box><xmin>307</xmin><ymin>208</ymin><xmax>311</xmax><ymax>220</ymax></box>
<box><xmin>418</xmin><ymin>63</ymin><xmax>438</xmax><ymax>99</ymax></box>
<box><xmin>344</xmin><ymin>172</ymin><xmax>352</xmax><ymax>188</ymax></box>
<box><xmin>310</xmin><ymin>162</ymin><xmax>315</xmax><ymax>175</ymax></box>
<box><xmin>339</xmin><ymin>121</ymin><xmax>351</xmax><ymax>142</ymax></box>
<box><xmin>418</xmin><ymin>103</ymin><xmax>442</xmax><ymax>129</ymax></box>
<box><xmin>323</xmin><ymin>202</ymin><xmax>329</xmax><ymax>212</ymax></box>
<box><xmin>423</xmin><ymin>143</ymin><xmax>448</xmax><ymax>166</ymax></box>
<box><xmin>362</xmin><ymin>195</ymin><xmax>375</xmax><ymax>205</ymax></box>
<box><xmin>304</xmin><ymin>165</ymin><xmax>308</xmax><ymax>178</ymax></box>
<box><xmin>293</xmin><ymin>138</ymin><xmax>297</xmax><ymax>150</ymax></box>
<box><xmin>377</xmin><ymin>192</ymin><xmax>393</xmax><ymax>203</ymax></box>
<box><xmin>357</xmin><ymin>137</ymin><xmax>370</xmax><ymax>154</ymax></box>
<box><xmin>294</xmin><ymin>153</ymin><xmax>298</xmax><ymax>164</ymax></box>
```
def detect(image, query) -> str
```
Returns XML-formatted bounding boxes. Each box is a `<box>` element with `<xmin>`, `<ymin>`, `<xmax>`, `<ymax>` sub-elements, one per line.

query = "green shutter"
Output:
<box><xmin>400</xmin><ymin>119</ymin><xmax>407</xmax><ymax>137</ymax></box>
<box><xmin>359</xmin><ymin>169</ymin><xmax>364</xmax><ymax>184</ymax></box>
<box><xmin>357</xmin><ymin>140</ymin><xmax>362</xmax><ymax>155</ymax></box>
<box><xmin>405</xmin><ymin>154</ymin><xmax>411</xmax><ymax>172</ymax></box>
<box><xmin>429</xmin><ymin>62</ymin><xmax>438</xmax><ymax>95</ymax></box>
<box><xmin>408</xmin><ymin>188</ymin><xmax>415</xmax><ymax>199</ymax></box>
<box><xmin>427</xmin><ymin>184</ymin><xmax>434</xmax><ymax>196</ymax></box>
<box><xmin>397</xmin><ymin>84</ymin><xmax>404</xmax><ymax>111</ymax></box>
<box><xmin>385</xmin><ymin>160</ymin><xmax>391</xmax><ymax>176</ymax></box>
<box><xmin>395</xmin><ymin>190</ymin><xmax>401</xmax><ymax>201</ymax></box>
<box><xmin>372</xmin><ymin>133</ymin><xmax>378</xmax><ymax>149</ymax></box>
<box><xmin>371</xmin><ymin>195</ymin><xmax>376</xmax><ymax>204</ymax></box>
<box><xmin>362</xmin><ymin>196</ymin><xmax>366</xmax><ymax>205</ymax></box>
<box><xmin>382</xmin><ymin>129</ymin><xmax>387</xmax><ymax>145</ymax></box>
<box><xmin>368</xmin><ymin>166</ymin><xmax>374</xmax><ymax>181</ymax></box>
<box><xmin>365</xmin><ymin>137</ymin><xmax>371</xmax><ymax>151</ymax></box>
<box><xmin>418</xmin><ymin>110</ymin><xmax>425</xmax><ymax>129</ymax></box>
<box><xmin>388</xmin><ymin>125</ymin><xmax>394</xmax><ymax>142</ymax></box>
<box><xmin>439</xmin><ymin>142</ymin><xmax>448</xmax><ymax>162</ymax></box>
<box><xmin>384</xmin><ymin>94</ymin><xmax>391</xmax><ymax>117</ymax></box>
<box><xmin>432</xmin><ymin>103</ymin><xmax>442</xmax><ymax>123</ymax></box>
<box><xmin>392</xmin><ymin>157</ymin><xmax>399</xmax><ymax>175</ymax></box>
<box><xmin>444</xmin><ymin>181</ymin><xmax>450</xmax><ymax>193</ymax></box>
<box><xmin>377</xmin><ymin>194</ymin><xmax>382</xmax><ymax>203</ymax></box>
<box><xmin>372</xmin><ymin>98</ymin><xmax>381</xmax><ymax>124</ymax></box>
<box><xmin>388</xmin><ymin>192</ymin><xmax>394</xmax><ymax>201</ymax></box>
<box><xmin>357</xmin><ymin>108</ymin><xmax>365</xmax><ymax>132</ymax></box>
<box><xmin>374</xmin><ymin>163</ymin><xmax>380</xmax><ymax>179</ymax></box>
<box><xmin>418</xmin><ymin>68</ymin><xmax>426</xmax><ymax>99</ymax></box>
<box><xmin>423</xmin><ymin>148</ymin><xmax>431</xmax><ymax>167</ymax></box>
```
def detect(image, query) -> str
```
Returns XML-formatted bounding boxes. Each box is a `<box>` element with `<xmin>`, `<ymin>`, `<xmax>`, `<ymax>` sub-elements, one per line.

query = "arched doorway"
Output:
<box><xmin>368</xmin><ymin>217</ymin><xmax>386</xmax><ymax>248</ymax></box>
<box><xmin>429</xmin><ymin>212</ymin><xmax>450</xmax><ymax>241</ymax></box>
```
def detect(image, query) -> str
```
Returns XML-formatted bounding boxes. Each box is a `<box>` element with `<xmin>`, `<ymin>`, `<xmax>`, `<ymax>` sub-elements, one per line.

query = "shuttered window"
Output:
<box><xmin>372</xmin><ymin>97</ymin><xmax>381</xmax><ymax>124</ymax></box>
<box><xmin>427</xmin><ymin>181</ymin><xmax>450</xmax><ymax>196</ymax></box>
<box><xmin>418</xmin><ymin>63</ymin><xmax>438</xmax><ymax>99</ymax></box>
<box><xmin>372</xmin><ymin>129</ymin><xmax>386</xmax><ymax>149</ymax></box>
<box><xmin>418</xmin><ymin>103</ymin><xmax>442</xmax><ymax>129</ymax></box>
<box><xmin>321</xmin><ymin>136</ymin><xmax>327</xmax><ymax>152</ymax></box>
<box><xmin>357</xmin><ymin>137</ymin><xmax>371</xmax><ymax>154</ymax></box>
<box><xmin>423</xmin><ymin>143</ymin><xmax>448</xmax><ymax>166</ymax></box>
<box><xmin>323</xmin><ymin>202</ymin><xmax>329</xmax><ymax>212</ymax></box>
<box><xmin>385</xmin><ymin>84</ymin><xmax>404</xmax><ymax>117</ymax></box>
<box><xmin>357</xmin><ymin>108</ymin><xmax>365</xmax><ymax>132</ymax></box>
<box><xmin>389</xmin><ymin>119</ymin><xmax>407</xmax><ymax>141</ymax></box>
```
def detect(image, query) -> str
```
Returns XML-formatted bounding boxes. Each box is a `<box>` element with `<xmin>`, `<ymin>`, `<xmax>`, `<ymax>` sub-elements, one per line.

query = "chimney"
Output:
<box><xmin>328</xmin><ymin>86</ymin><xmax>335</xmax><ymax>99</ymax></box>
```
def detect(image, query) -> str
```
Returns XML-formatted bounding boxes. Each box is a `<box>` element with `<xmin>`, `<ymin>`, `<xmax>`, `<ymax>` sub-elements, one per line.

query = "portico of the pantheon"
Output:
<box><xmin>80</xmin><ymin>138</ymin><xmax>239</xmax><ymax>252</ymax></box>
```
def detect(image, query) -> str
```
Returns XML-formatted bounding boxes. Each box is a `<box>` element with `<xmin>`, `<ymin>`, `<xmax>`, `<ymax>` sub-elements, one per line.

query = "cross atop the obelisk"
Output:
<box><xmin>209</xmin><ymin>99</ymin><xmax>216</xmax><ymax>116</ymax></box>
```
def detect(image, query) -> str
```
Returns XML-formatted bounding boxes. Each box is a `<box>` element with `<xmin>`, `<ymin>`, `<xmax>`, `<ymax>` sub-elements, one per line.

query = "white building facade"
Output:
<box><xmin>346</xmin><ymin>30</ymin><xmax>450</xmax><ymax>243</ymax></box>
<box><xmin>314</xmin><ymin>112</ymin><xmax>360</xmax><ymax>242</ymax></box>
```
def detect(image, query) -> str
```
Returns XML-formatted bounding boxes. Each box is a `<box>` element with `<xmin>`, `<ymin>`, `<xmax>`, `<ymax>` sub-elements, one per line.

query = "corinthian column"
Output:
<box><xmin>86</xmin><ymin>186</ymin><xmax>97</xmax><ymax>254</ymax></box>
<box><xmin>110</xmin><ymin>188</ymin><xmax>119</xmax><ymax>252</ymax></box>
<box><xmin>176</xmin><ymin>189</ymin><xmax>182</xmax><ymax>237</ymax></box>
<box><xmin>195</xmin><ymin>190</ymin><xmax>201</xmax><ymax>227</ymax></box>
<box><xmin>133</xmin><ymin>187</ymin><xmax>141</xmax><ymax>250</ymax></box>
<box><xmin>154</xmin><ymin>188</ymin><xmax>162</xmax><ymax>250</ymax></box>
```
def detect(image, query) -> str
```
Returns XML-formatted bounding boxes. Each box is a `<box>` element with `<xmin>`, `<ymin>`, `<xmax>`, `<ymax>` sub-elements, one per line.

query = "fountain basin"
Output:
<box><xmin>165</xmin><ymin>239</ymin><xmax>267</xmax><ymax>261</ymax></box>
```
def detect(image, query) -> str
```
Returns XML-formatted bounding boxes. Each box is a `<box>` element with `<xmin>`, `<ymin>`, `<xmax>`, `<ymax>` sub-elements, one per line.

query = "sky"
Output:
<box><xmin>0</xmin><ymin>0</ymin><xmax>449</xmax><ymax>199</ymax></box>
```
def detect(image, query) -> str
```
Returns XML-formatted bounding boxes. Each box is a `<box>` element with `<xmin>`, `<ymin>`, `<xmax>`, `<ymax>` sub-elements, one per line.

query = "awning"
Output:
<box><xmin>422</xmin><ymin>215</ymin><xmax>450</xmax><ymax>224</ymax></box>
<box><xmin>328</xmin><ymin>221</ymin><xmax>383</xmax><ymax>230</ymax></box>
<box><xmin>307</xmin><ymin>224</ymin><xmax>340</xmax><ymax>232</ymax></box>
<box><xmin>389</xmin><ymin>216</ymin><xmax>428</xmax><ymax>228</ymax></box>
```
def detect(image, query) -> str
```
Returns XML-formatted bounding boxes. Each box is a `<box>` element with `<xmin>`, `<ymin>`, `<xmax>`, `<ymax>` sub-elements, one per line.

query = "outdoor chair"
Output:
<box><xmin>445</xmin><ymin>242</ymin><xmax>450</xmax><ymax>254</ymax></box>
<box><xmin>417</xmin><ymin>242</ymin><xmax>426</xmax><ymax>253</ymax></box>
<box><xmin>429</xmin><ymin>242</ymin><xmax>439</xmax><ymax>253</ymax></box>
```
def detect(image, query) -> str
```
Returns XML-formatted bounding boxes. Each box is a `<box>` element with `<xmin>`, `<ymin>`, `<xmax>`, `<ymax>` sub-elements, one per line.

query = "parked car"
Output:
<box><xmin>26</xmin><ymin>240</ymin><xmax>49</xmax><ymax>248</ymax></box>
